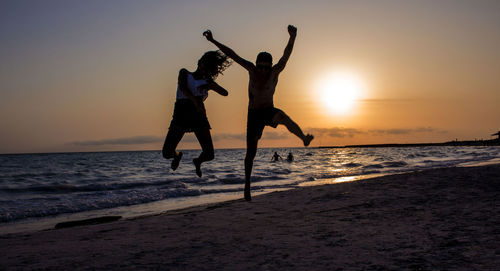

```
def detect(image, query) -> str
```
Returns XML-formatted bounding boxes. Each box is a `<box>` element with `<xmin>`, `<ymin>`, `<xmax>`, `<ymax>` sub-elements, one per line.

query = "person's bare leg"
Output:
<box><xmin>192</xmin><ymin>128</ymin><xmax>215</xmax><ymax>177</ymax></box>
<box><xmin>273</xmin><ymin>111</ymin><xmax>314</xmax><ymax>146</ymax></box>
<box><xmin>162</xmin><ymin>129</ymin><xmax>185</xmax><ymax>170</ymax></box>
<box><xmin>244</xmin><ymin>136</ymin><xmax>259</xmax><ymax>201</ymax></box>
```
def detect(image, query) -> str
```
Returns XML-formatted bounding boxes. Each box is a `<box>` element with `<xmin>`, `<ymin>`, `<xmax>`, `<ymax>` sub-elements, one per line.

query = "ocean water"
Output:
<box><xmin>1</xmin><ymin>146</ymin><xmax>499</xmax><ymax>233</ymax></box>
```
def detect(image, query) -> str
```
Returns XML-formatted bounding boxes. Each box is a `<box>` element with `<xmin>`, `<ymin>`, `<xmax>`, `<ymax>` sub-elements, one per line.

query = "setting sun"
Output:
<box><xmin>317</xmin><ymin>71</ymin><xmax>365</xmax><ymax>115</ymax></box>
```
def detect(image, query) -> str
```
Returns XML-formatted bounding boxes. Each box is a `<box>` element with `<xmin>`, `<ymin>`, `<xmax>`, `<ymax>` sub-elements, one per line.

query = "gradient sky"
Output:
<box><xmin>1</xmin><ymin>0</ymin><xmax>499</xmax><ymax>154</ymax></box>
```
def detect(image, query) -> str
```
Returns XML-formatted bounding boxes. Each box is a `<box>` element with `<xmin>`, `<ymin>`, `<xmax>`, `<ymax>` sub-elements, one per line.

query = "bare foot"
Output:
<box><xmin>171</xmin><ymin>152</ymin><xmax>183</xmax><ymax>171</ymax></box>
<box><xmin>303</xmin><ymin>134</ymin><xmax>314</xmax><ymax>147</ymax></box>
<box><xmin>193</xmin><ymin>158</ymin><xmax>202</xmax><ymax>177</ymax></box>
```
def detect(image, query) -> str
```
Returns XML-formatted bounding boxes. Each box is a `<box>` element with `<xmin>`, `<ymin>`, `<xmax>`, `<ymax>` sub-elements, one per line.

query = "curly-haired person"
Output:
<box><xmin>162</xmin><ymin>51</ymin><xmax>231</xmax><ymax>177</ymax></box>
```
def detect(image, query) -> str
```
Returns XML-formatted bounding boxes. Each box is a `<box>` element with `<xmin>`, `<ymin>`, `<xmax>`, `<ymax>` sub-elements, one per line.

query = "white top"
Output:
<box><xmin>176</xmin><ymin>72</ymin><xmax>208</xmax><ymax>100</ymax></box>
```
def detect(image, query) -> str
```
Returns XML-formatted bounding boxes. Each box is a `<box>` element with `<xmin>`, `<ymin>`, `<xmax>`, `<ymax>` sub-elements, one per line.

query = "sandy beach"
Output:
<box><xmin>1</xmin><ymin>164</ymin><xmax>499</xmax><ymax>270</ymax></box>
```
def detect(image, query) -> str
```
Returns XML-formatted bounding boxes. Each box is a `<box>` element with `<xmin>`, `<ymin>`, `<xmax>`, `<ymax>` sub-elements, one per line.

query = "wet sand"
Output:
<box><xmin>1</xmin><ymin>165</ymin><xmax>499</xmax><ymax>270</ymax></box>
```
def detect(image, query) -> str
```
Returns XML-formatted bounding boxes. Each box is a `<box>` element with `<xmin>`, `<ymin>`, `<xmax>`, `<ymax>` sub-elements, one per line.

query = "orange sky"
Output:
<box><xmin>1</xmin><ymin>0</ymin><xmax>499</xmax><ymax>154</ymax></box>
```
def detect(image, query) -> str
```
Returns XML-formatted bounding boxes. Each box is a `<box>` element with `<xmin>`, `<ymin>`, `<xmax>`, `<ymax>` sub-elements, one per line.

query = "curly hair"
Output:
<box><xmin>198</xmin><ymin>50</ymin><xmax>232</xmax><ymax>80</ymax></box>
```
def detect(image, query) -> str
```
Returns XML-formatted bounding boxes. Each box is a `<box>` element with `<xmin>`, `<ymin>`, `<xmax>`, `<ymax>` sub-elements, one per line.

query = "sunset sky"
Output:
<box><xmin>1</xmin><ymin>0</ymin><xmax>499</xmax><ymax>154</ymax></box>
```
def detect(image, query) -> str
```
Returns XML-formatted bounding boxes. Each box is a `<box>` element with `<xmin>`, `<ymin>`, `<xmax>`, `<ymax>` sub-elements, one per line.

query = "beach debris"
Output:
<box><xmin>54</xmin><ymin>216</ymin><xmax>122</xmax><ymax>229</ymax></box>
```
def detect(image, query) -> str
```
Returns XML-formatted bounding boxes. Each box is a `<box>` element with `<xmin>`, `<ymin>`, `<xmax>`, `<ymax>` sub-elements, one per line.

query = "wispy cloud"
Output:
<box><xmin>212</xmin><ymin>133</ymin><xmax>246</xmax><ymax>141</ymax></box>
<box><xmin>309</xmin><ymin>127</ymin><xmax>363</xmax><ymax>138</ymax></box>
<box><xmin>369</xmin><ymin>127</ymin><xmax>447</xmax><ymax>135</ymax></box>
<box><xmin>70</xmin><ymin>135</ymin><xmax>163</xmax><ymax>146</ymax></box>
<box><xmin>69</xmin><ymin>127</ymin><xmax>447</xmax><ymax>147</ymax></box>
<box><xmin>209</xmin><ymin>126</ymin><xmax>446</xmax><ymax>143</ymax></box>
<box><xmin>369</xmin><ymin>128</ymin><xmax>415</xmax><ymax>135</ymax></box>
<box><xmin>212</xmin><ymin>131</ymin><xmax>292</xmax><ymax>141</ymax></box>
<box><xmin>262</xmin><ymin>131</ymin><xmax>290</xmax><ymax>140</ymax></box>
<box><xmin>308</xmin><ymin>127</ymin><xmax>446</xmax><ymax>138</ymax></box>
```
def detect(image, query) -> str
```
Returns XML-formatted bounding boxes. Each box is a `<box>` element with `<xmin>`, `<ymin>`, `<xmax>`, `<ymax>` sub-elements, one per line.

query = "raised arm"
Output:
<box><xmin>273</xmin><ymin>25</ymin><xmax>297</xmax><ymax>73</ymax></box>
<box><xmin>203</xmin><ymin>30</ymin><xmax>254</xmax><ymax>71</ymax></box>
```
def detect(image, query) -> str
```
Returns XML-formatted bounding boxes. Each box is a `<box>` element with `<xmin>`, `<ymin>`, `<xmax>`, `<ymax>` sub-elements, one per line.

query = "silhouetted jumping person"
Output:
<box><xmin>162</xmin><ymin>51</ymin><xmax>231</xmax><ymax>177</ymax></box>
<box><xmin>204</xmin><ymin>25</ymin><xmax>313</xmax><ymax>201</ymax></box>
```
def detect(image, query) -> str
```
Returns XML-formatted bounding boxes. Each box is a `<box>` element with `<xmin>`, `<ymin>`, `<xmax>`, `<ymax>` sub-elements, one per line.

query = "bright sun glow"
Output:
<box><xmin>318</xmin><ymin>71</ymin><xmax>365</xmax><ymax>115</ymax></box>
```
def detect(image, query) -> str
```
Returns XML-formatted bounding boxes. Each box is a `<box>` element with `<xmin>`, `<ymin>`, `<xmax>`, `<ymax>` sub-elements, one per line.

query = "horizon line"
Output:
<box><xmin>2</xmin><ymin>137</ymin><xmax>499</xmax><ymax>156</ymax></box>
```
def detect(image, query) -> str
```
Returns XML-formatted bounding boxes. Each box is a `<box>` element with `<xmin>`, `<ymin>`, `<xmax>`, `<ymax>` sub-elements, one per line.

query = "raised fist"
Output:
<box><xmin>203</xmin><ymin>30</ymin><xmax>214</xmax><ymax>41</ymax></box>
<box><xmin>287</xmin><ymin>25</ymin><xmax>297</xmax><ymax>36</ymax></box>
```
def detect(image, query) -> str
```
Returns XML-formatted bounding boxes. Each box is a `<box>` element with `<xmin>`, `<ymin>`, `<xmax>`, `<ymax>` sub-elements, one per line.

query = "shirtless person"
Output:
<box><xmin>204</xmin><ymin>25</ymin><xmax>313</xmax><ymax>201</ymax></box>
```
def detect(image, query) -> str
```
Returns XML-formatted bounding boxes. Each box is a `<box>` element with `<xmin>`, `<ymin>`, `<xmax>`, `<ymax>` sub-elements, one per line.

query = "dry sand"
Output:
<box><xmin>1</xmin><ymin>165</ymin><xmax>499</xmax><ymax>270</ymax></box>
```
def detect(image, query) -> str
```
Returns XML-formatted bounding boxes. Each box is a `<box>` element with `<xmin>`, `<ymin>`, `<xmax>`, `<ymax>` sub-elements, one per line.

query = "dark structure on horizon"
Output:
<box><xmin>492</xmin><ymin>131</ymin><xmax>500</xmax><ymax>140</ymax></box>
<box><xmin>319</xmin><ymin>130</ymin><xmax>500</xmax><ymax>148</ymax></box>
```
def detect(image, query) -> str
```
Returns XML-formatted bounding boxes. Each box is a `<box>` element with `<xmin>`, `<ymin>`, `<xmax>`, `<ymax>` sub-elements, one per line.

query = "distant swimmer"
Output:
<box><xmin>162</xmin><ymin>51</ymin><xmax>231</xmax><ymax>177</ymax></box>
<box><xmin>286</xmin><ymin>152</ymin><xmax>294</xmax><ymax>162</ymax></box>
<box><xmin>271</xmin><ymin>151</ymin><xmax>282</xmax><ymax>162</ymax></box>
<box><xmin>204</xmin><ymin>25</ymin><xmax>314</xmax><ymax>201</ymax></box>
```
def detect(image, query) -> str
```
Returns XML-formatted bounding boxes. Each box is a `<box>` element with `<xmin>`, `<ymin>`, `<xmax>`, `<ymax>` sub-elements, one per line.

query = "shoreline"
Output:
<box><xmin>1</xmin><ymin>164</ymin><xmax>499</xmax><ymax>270</ymax></box>
<box><xmin>0</xmin><ymin>189</ymin><xmax>287</xmax><ymax>235</ymax></box>
<box><xmin>1</xmin><ymin>159</ymin><xmax>499</xmax><ymax>235</ymax></box>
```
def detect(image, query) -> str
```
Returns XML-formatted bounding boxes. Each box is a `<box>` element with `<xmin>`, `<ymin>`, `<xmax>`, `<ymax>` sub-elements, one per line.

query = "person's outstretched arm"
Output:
<box><xmin>273</xmin><ymin>25</ymin><xmax>297</xmax><ymax>73</ymax></box>
<box><xmin>202</xmin><ymin>80</ymin><xmax>229</xmax><ymax>96</ymax></box>
<box><xmin>203</xmin><ymin>30</ymin><xmax>254</xmax><ymax>71</ymax></box>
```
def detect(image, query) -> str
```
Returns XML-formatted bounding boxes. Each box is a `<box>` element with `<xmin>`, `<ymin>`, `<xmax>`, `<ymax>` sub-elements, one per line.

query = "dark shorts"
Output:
<box><xmin>169</xmin><ymin>98</ymin><xmax>211</xmax><ymax>133</ymax></box>
<box><xmin>247</xmin><ymin>107</ymin><xmax>283</xmax><ymax>140</ymax></box>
